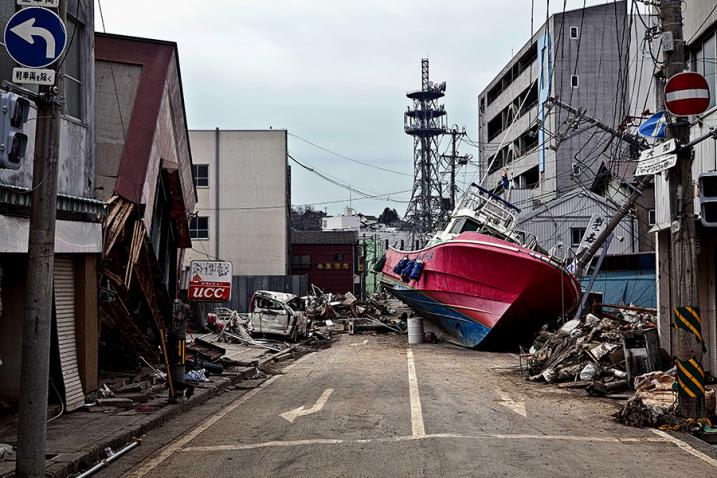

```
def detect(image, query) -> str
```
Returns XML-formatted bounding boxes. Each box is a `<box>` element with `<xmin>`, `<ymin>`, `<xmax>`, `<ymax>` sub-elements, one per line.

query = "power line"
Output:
<box><xmin>288</xmin><ymin>132</ymin><xmax>411</xmax><ymax>177</ymax></box>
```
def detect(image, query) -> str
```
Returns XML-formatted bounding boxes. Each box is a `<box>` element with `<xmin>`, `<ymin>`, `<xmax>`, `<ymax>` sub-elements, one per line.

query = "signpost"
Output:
<box><xmin>635</xmin><ymin>153</ymin><xmax>678</xmax><ymax>177</ymax></box>
<box><xmin>188</xmin><ymin>260</ymin><xmax>233</xmax><ymax>301</ymax></box>
<box><xmin>635</xmin><ymin>139</ymin><xmax>679</xmax><ymax>176</ymax></box>
<box><xmin>576</xmin><ymin>214</ymin><xmax>607</xmax><ymax>258</ymax></box>
<box><xmin>638</xmin><ymin>111</ymin><xmax>667</xmax><ymax>139</ymax></box>
<box><xmin>4</xmin><ymin>6</ymin><xmax>66</xmax><ymax>86</ymax></box>
<box><xmin>665</xmin><ymin>71</ymin><xmax>711</xmax><ymax>117</ymax></box>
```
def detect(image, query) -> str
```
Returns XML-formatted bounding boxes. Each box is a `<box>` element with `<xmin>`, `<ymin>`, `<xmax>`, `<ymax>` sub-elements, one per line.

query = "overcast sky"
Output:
<box><xmin>95</xmin><ymin>0</ymin><xmax>614</xmax><ymax>217</ymax></box>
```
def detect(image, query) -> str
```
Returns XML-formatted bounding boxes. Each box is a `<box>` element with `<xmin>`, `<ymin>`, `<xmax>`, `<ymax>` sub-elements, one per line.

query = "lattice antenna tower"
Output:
<box><xmin>403</xmin><ymin>59</ymin><xmax>449</xmax><ymax>247</ymax></box>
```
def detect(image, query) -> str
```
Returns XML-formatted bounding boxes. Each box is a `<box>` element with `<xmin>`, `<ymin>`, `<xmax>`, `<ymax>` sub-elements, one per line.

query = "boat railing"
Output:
<box><xmin>460</xmin><ymin>183</ymin><xmax>520</xmax><ymax>234</ymax></box>
<box><xmin>512</xmin><ymin>229</ymin><xmax>538</xmax><ymax>251</ymax></box>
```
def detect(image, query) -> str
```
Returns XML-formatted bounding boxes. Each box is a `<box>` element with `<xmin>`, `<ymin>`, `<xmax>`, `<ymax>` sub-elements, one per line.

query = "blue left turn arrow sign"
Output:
<box><xmin>3</xmin><ymin>7</ymin><xmax>67</xmax><ymax>69</ymax></box>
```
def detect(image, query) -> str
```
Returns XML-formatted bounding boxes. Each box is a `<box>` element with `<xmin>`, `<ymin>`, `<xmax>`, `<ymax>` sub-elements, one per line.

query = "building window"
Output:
<box><xmin>570</xmin><ymin>26</ymin><xmax>579</xmax><ymax>39</ymax></box>
<box><xmin>571</xmin><ymin>75</ymin><xmax>579</xmax><ymax>88</ymax></box>
<box><xmin>190</xmin><ymin>216</ymin><xmax>209</xmax><ymax>240</ymax></box>
<box><xmin>694</xmin><ymin>31</ymin><xmax>716</xmax><ymax>110</ymax></box>
<box><xmin>192</xmin><ymin>164</ymin><xmax>209</xmax><ymax>188</ymax></box>
<box><xmin>648</xmin><ymin>209</ymin><xmax>656</xmax><ymax>226</ymax></box>
<box><xmin>64</xmin><ymin>16</ymin><xmax>83</xmax><ymax>120</ymax></box>
<box><xmin>291</xmin><ymin>255</ymin><xmax>311</xmax><ymax>269</ymax></box>
<box><xmin>571</xmin><ymin>227</ymin><xmax>586</xmax><ymax>247</ymax></box>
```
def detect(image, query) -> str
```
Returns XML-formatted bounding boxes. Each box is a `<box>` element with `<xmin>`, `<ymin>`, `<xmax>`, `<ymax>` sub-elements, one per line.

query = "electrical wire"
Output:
<box><xmin>288</xmin><ymin>132</ymin><xmax>411</xmax><ymax>177</ymax></box>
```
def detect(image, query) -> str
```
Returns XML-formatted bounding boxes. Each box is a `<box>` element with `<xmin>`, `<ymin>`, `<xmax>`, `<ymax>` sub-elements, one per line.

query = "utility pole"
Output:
<box><xmin>660</xmin><ymin>0</ymin><xmax>703</xmax><ymax>419</ymax></box>
<box><xmin>544</xmin><ymin>97</ymin><xmax>650</xmax><ymax>277</ymax></box>
<box><xmin>441</xmin><ymin>126</ymin><xmax>470</xmax><ymax>210</ymax></box>
<box><xmin>16</xmin><ymin>1</ymin><xmax>67</xmax><ymax>476</ymax></box>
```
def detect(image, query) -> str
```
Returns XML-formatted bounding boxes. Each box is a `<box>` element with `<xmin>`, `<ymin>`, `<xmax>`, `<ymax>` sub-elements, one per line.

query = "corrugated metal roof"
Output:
<box><xmin>0</xmin><ymin>184</ymin><xmax>106</xmax><ymax>219</ymax></box>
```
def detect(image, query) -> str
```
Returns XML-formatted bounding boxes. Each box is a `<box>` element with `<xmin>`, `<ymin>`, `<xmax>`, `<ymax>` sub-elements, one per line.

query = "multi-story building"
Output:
<box><xmin>655</xmin><ymin>1</ymin><xmax>717</xmax><ymax>375</ymax></box>
<box><xmin>477</xmin><ymin>1</ymin><xmax>656</xmax><ymax>256</ymax></box>
<box><xmin>183</xmin><ymin>129</ymin><xmax>290</xmax><ymax>276</ymax></box>
<box><xmin>0</xmin><ymin>1</ymin><xmax>100</xmax><ymax>407</ymax></box>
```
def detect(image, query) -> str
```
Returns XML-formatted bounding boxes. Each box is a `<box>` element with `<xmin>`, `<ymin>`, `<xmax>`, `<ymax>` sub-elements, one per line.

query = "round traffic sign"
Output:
<box><xmin>3</xmin><ymin>7</ymin><xmax>67</xmax><ymax>69</ymax></box>
<box><xmin>665</xmin><ymin>71</ymin><xmax>711</xmax><ymax>117</ymax></box>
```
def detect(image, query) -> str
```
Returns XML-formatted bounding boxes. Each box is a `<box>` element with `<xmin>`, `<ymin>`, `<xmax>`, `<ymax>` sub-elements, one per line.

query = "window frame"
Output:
<box><xmin>570</xmin><ymin>26</ymin><xmax>579</xmax><ymax>40</ymax></box>
<box><xmin>63</xmin><ymin>15</ymin><xmax>84</xmax><ymax>121</ymax></box>
<box><xmin>648</xmin><ymin>209</ymin><xmax>656</xmax><ymax>227</ymax></box>
<box><xmin>570</xmin><ymin>227</ymin><xmax>586</xmax><ymax>247</ymax></box>
<box><xmin>192</xmin><ymin>164</ymin><xmax>209</xmax><ymax>188</ymax></box>
<box><xmin>291</xmin><ymin>254</ymin><xmax>311</xmax><ymax>269</ymax></box>
<box><xmin>570</xmin><ymin>75</ymin><xmax>579</xmax><ymax>88</ymax></box>
<box><xmin>189</xmin><ymin>215</ymin><xmax>209</xmax><ymax>240</ymax></box>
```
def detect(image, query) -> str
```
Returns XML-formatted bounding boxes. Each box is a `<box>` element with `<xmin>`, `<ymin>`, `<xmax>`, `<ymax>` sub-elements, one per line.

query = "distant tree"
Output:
<box><xmin>378</xmin><ymin>207</ymin><xmax>399</xmax><ymax>224</ymax></box>
<box><xmin>290</xmin><ymin>205</ymin><xmax>326</xmax><ymax>231</ymax></box>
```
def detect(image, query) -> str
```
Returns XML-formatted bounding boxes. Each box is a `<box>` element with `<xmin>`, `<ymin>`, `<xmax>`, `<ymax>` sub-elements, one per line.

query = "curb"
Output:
<box><xmin>45</xmin><ymin>367</ymin><xmax>257</xmax><ymax>478</ymax></box>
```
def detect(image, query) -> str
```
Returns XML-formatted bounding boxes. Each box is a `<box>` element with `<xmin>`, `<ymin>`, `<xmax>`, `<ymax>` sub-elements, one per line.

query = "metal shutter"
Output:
<box><xmin>54</xmin><ymin>257</ymin><xmax>85</xmax><ymax>411</ymax></box>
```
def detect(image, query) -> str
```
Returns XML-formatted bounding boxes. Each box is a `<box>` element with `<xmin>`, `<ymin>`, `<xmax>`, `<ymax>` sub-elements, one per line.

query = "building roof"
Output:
<box><xmin>95</xmin><ymin>33</ymin><xmax>195</xmax><ymax>247</ymax></box>
<box><xmin>291</xmin><ymin>230</ymin><xmax>358</xmax><ymax>245</ymax></box>
<box><xmin>518</xmin><ymin>187</ymin><xmax>619</xmax><ymax>223</ymax></box>
<box><xmin>95</xmin><ymin>33</ymin><xmax>195</xmax><ymax>211</ymax></box>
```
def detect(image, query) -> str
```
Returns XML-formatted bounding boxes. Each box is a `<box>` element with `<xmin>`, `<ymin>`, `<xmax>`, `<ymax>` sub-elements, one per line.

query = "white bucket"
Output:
<box><xmin>407</xmin><ymin>317</ymin><xmax>424</xmax><ymax>344</ymax></box>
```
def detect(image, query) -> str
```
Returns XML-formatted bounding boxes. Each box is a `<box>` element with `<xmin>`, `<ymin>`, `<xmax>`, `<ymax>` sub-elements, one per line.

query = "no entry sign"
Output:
<box><xmin>188</xmin><ymin>260</ymin><xmax>233</xmax><ymax>301</ymax></box>
<box><xmin>665</xmin><ymin>72</ymin><xmax>711</xmax><ymax>116</ymax></box>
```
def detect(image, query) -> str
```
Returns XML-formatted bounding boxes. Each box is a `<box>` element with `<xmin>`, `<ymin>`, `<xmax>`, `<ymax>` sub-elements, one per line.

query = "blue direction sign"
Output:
<box><xmin>638</xmin><ymin>111</ymin><xmax>667</xmax><ymax>139</ymax></box>
<box><xmin>3</xmin><ymin>7</ymin><xmax>67</xmax><ymax>69</ymax></box>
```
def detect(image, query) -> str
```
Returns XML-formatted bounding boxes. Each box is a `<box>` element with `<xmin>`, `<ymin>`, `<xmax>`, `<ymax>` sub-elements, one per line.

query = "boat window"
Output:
<box><xmin>449</xmin><ymin>220</ymin><xmax>464</xmax><ymax>234</ymax></box>
<box><xmin>461</xmin><ymin>219</ymin><xmax>480</xmax><ymax>232</ymax></box>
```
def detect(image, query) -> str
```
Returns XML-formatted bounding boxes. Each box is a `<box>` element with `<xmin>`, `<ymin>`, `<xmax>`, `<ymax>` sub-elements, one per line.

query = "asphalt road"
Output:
<box><xmin>100</xmin><ymin>334</ymin><xmax>717</xmax><ymax>477</ymax></box>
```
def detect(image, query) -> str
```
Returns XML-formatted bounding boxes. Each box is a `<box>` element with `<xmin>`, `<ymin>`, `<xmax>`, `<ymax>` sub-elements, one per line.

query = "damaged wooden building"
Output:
<box><xmin>94</xmin><ymin>33</ymin><xmax>195</xmax><ymax>372</ymax></box>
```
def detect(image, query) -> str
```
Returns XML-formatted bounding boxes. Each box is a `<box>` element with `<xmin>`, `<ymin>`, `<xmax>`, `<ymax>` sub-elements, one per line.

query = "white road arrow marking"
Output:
<box><xmin>496</xmin><ymin>389</ymin><xmax>526</xmax><ymax>417</ymax></box>
<box><xmin>10</xmin><ymin>18</ymin><xmax>57</xmax><ymax>59</ymax></box>
<box><xmin>280</xmin><ymin>388</ymin><xmax>333</xmax><ymax>423</ymax></box>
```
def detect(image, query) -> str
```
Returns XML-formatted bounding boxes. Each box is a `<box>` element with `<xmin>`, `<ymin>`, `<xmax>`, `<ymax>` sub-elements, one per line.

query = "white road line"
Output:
<box><xmin>127</xmin><ymin>358</ymin><xmax>307</xmax><ymax>477</ymax></box>
<box><xmin>406</xmin><ymin>348</ymin><xmax>425</xmax><ymax>437</ymax></box>
<box><xmin>180</xmin><ymin>432</ymin><xmax>672</xmax><ymax>453</ymax></box>
<box><xmin>495</xmin><ymin>389</ymin><xmax>527</xmax><ymax>417</ymax></box>
<box><xmin>350</xmin><ymin>339</ymin><xmax>369</xmax><ymax>346</ymax></box>
<box><xmin>651</xmin><ymin>429</ymin><xmax>717</xmax><ymax>469</ymax></box>
<box><xmin>280</xmin><ymin>388</ymin><xmax>334</xmax><ymax>423</ymax></box>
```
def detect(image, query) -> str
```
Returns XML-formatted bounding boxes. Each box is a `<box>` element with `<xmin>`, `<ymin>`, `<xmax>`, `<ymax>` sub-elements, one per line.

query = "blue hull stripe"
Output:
<box><xmin>388</xmin><ymin>284</ymin><xmax>492</xmax><ymax>348</ymax></box>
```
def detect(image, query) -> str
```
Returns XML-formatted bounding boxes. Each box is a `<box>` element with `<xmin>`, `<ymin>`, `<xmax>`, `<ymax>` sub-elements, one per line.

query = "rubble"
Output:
<box><xmin>305</xmin><ymin>287</ymin><xmax>406</xmax><ymax>334</ymax></box>
<box><xmin>526</xmin><ymin>304</ymin><xmax>717</xmax><ymax>431</ymax></box>
<box><xmin>527</xmin><ymin>307</ymin><xmax>658</xmax><ymax>392</ymax></box>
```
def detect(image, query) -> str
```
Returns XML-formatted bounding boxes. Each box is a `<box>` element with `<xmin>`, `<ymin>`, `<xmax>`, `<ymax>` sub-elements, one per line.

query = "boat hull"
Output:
<box><xmin>381</xmin><ymin>232</ymin><xmax>580</xmax><ymax>348</ymax></box>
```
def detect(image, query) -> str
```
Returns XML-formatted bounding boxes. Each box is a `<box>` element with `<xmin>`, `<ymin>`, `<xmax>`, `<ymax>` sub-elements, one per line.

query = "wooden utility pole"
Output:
<box><xmin>16</xmin><ymin>1</ymin><xmax>67</xmax><ymax>476</ymax></box>
<box><xmin>661</xmin><ymin>0</ymin><xmax>704</xmax><ymax>419</ymax></box>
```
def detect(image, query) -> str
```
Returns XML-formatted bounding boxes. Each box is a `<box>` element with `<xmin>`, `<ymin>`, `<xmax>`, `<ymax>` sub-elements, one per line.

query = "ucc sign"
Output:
<box><xmin>187</xmin><ymin>260</ymin><xmax>233</xmax><ymax>302</ymax></box>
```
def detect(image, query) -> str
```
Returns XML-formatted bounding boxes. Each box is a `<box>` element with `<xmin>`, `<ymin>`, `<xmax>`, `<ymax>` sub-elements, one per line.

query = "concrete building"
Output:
<box><xmin>183</xmin><ymin>130</ymin><xmax>290</xmax><ymax>276</ymax></box>
<box><xmin>654</xmin><ymin>2</ymin><xmax>717</xmax><ymax>375</ymax></box>
<box><xmin>0</xmin><ymin>1</ymin><xmax>101</xmax><ymax>408</ymax></box>
<box><xmin>477</xmin><ymin>1</ymin><xmax>656</xmax><ymax>255</ymax></box>
<box><xmin>322</xmin><ymin>207</ymin><xmax>361</xmax><ymax>231</ymax></box>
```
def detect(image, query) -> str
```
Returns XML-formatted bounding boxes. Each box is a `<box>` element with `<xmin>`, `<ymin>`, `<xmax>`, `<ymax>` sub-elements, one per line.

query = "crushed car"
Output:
<box><xmin>248</xmin><ymin>290</ymin><xmax>308</xmax><ymax>341</ymax></box>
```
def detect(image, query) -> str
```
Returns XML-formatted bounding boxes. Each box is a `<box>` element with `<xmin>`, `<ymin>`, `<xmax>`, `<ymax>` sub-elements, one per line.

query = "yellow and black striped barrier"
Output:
<box><xmin>675</xmin><ymin>356</ymin><xmax>705</xmax><ymax>399</ymax></box>
<box><xmin>673</xmin><ymin>306</ymin><xmax>703</xmax><ymax>343</ymax></box>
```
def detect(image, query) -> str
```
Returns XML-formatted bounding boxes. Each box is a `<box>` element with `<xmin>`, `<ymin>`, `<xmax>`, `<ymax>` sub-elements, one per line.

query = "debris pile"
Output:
<box><xmin>527</xmin><ymin>307</ymin><xmax>658</xmax><ymax>396</ymax></box>
<box><xmin>97</xmin><ymin>358</ymin><xmax>171</xmax><ymax>408</ymax></box>
<box><xmin>306</xmin><ymin>288</ymin><xmax>406</xmax><ymax>334</ymax></box>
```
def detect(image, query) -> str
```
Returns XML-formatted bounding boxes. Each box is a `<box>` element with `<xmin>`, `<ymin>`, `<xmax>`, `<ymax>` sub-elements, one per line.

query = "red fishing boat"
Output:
<box><xmin>381</xmin><ymin>184</ymin><xmax>581</xmax><ymax>348</ymax></box>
